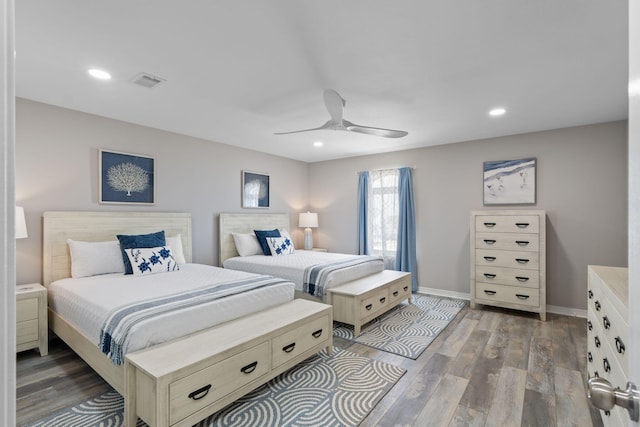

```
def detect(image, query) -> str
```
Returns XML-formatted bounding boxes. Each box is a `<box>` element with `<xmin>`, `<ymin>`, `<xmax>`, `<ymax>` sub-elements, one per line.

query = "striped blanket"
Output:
<box><xmin>99</xmin><ymin>275</ymin><xmax>289</xmax><ymax>365</ymax></box>
<box><xmin>303</xmin><ymin>255</ymin><xmax>383</xmax><ymax>298</ymax></box>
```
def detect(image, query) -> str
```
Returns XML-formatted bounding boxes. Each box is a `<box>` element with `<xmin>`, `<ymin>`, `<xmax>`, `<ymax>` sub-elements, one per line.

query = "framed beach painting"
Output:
<box><xmin>483</xmin><ymin>158</ymin><xmax>536</xmax><ymax>205</ymax></box>
<box><xmin>99</xmin><ymin>149</ymin><xmax>155</xmax><ymax>205</ymax></box>
<box><xmin>242</xmin><ymin>170</ymin><xmax>270</xmax><ymax>208</ymax></box>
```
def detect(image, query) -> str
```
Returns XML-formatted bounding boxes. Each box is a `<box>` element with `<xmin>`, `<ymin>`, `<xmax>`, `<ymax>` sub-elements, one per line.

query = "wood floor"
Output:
<box><xmin>16</xmin><ymin>302</ymin><xmax>603</xmax><ymax>426</ymax></box>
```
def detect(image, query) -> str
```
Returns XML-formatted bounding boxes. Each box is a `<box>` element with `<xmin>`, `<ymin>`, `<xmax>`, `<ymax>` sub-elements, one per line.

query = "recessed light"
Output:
<box><xmin>88</xmin><ymin>68</ymin><xmax>112</xmax><ymax>80</ymax></box>
<box><xmin>489</xmin><ymin>108</ymin><xmax>506</xmax><ymax>117</ymax></box>
<box><xmin>313</xmin><ymin>141</ymin><xmax>323</xmax><ymax>148</ymax></box>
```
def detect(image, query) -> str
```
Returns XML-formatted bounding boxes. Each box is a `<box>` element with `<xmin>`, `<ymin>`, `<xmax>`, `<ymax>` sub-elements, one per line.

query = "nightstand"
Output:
<box><xmin>16</xmin><ymin>283</ymin><xmax>48</xmax><ymax>356</ymax></box>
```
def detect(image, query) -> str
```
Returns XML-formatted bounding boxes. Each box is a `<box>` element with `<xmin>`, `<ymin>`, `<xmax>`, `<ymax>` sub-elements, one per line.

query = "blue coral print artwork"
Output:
<box><xmin>483</xmin><ymin>158</ymin><xmax>536</xmax><ymax>205</ymax></box>
<box><xmin>100</xmin><ymin>149</ymin><xmax>155</xmax><ymax>204</ymax></box>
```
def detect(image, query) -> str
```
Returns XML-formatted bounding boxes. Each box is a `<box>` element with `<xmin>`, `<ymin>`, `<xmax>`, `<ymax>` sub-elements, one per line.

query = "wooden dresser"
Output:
<box><xmin>470</xmin><ymin>210</ymin><xmax>546</xmax><ymax>321</ymax></box>
<box><xmin>587</xmin><ymin>265</ymin><xmax>628</xmax><ymax>427</ymax></box>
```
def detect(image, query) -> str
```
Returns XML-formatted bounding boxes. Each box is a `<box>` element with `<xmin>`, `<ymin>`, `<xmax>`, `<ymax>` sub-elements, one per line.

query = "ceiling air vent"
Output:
<box><xmin>130</xmin><ymin>72</ymin><xmax>166</xmax><ymax>89</ymax></box>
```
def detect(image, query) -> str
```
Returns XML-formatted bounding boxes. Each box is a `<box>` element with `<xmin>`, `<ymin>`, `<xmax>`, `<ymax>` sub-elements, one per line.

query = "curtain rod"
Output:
<box><xmin>356</xmin><ymin>166</ymin><xmax>416</xmax><ymax>174</ymax></box>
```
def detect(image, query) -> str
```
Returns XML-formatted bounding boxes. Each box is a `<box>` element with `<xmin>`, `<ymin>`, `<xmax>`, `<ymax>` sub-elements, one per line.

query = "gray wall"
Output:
<box><xmin>309</xmin><ymin>121</ymin><xmax>628</xmax><ymax>311</ymax></box>
<box><xmin>16</xmin><ymin>97</ymin><xmax>628</xmax><ymax>311</ymax></box>
<box><xmin>15</xmin><ymin>98</ymin><xmax>310</xmax><ymax>285</ymax></box>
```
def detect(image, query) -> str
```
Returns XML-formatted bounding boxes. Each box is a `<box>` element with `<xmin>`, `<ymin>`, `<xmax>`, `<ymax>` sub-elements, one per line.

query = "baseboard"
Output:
<box><xmin>417</xmin><ymin>286</ymin><xmax>587</xmax><ymax>318</ymax></box>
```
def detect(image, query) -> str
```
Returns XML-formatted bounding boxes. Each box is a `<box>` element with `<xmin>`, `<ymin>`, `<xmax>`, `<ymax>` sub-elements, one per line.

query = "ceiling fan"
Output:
<box><xmin>275</xmin><ymin>89</ymin><xmax>408</xmax><ymax>138</ymax></box>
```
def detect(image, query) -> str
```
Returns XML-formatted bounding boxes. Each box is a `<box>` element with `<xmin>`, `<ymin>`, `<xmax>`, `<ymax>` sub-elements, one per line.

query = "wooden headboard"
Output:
<box><xmin>43</xmin><ymin>211</ymin><xmax>192</xmax><ymax>286</ymax></box>
<box><xmin>219</xmin><ymin>213</ymin><xmax>290</xmax><ymax>265</ymax></box>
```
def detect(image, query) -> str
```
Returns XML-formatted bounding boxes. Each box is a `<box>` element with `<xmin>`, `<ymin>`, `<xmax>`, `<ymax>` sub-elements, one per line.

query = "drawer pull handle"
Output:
<box><xmin>515</xmin><ymin>258</ymin><xmax>529</xmax><ymax>264</ymax></box>
<box><xmin>312</xmin><ymin>329</ymin><xmax>323</xmax><ymax>338</ymax></box>
<box><xmin>603</xmin><ymin>358</ymin><xmax>611</xmax><ymax>373</ymax></box>
<box><xmin>588</xmin><ymin>351</ymin><xmax>593</xmax><ymax>362</ymax></box>
<box><xmin>366</xmin><ymin>304</ymin><xmax>373</xmax><ymax>311</ymax></box>
<box><xmin>594</xmin><ymin>301</ymin><xmax>601</xmax><ymax>311</ymax></box>
<box><xmin>188</xmin><ymin>384</ymin><xmax>212</xmax><ymax>401</ymax></box>
<box><xmin>483</xmin><ymin>222</ymin><xmax>496</xmax><ymax>227</ymax></box>
<box><xmin>515</xmin><ymin>294</ymin><xmax>530</xmax><ymax>300</ymax></box>
<box><xmin>403</xmin><ymin>286</ymin><xmax>409</xmax><ymax>292</ymax></box>
<box><xmin>515</xmin><ymin>276</ymin><xmax>529</xmax><ymax>282</ymax></box>
<box><xmin>484</xmin><ymin>256</ymin><xmax>496</xmax><ymax>262</ymax></box>
<box><xmin>515</xmin><ymin>240</ymin><xmax>530</xmax><ymax>246</ymax></box>
<box><xmin>484</xmin><ymin>273</ymin><xmax>496</xmax><ymax>279</ymax></box>
<box><xmin>587</xmin><ymin>320</ymin><xmax>593</xmax><ymax>331</ymax></box>
<box><xmin>282</xmin><ymin>343</ymin><xmax>296</xmax><ymax>353</ymax></box>
<box><xmin>594</xmin><ymin>371</ymin><xmax>599</xmax><ymax>378</ymax></box>
<box><xmin>602</xmin><ymin>316</ymin><xmax>611</xmax><ymax>330</ymax></box>
<box><xmin>615</xmin><ymin>336</ymin><xmax>626</xmax><ymax>354</ymax></box>
<box><xmin>594</xmin><ymin>336</ymin><xmax>601</xmax><ymax>348</ymax></box>
<box><xmin>393</xmin><ymin>291</ymin><xmax>399</xmax><ymax>297</ymax></box>
<box><xmin>241</xmin><ymin>361</ymin><xmax>259</xmax><ymax>374</ymax></box>
<box><xmin>605</xmin><ymin>410</ymin><xmax>610</xmax><ymax>417</ymax></box>
<box><xmin>484</xmin><ymin>290</ymin><xmax>497</xmax><ymax>296</ymax></box>
<box><xmin>515</xmin><ymin>222</ymin><xmax>530</xmax><ymax>228</ymax></box>
<box><xmin>484</xmin><ymin>239</ymin><xmax>496</xmax><ymax>245</ymax></box>
<box><xmin>379</xmin><ymin>297</ymin><xmax>386</xmax><ymax>303</ymax></box>
<box><xmin>588</xmin><ymin>290</ymin><xmax>593</xmax><ymax>299</ymax></box>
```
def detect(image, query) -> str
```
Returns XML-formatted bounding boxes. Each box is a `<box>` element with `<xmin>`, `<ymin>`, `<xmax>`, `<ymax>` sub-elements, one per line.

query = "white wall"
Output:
<box><xmin>309</xmin><ymin>121</ymin><xmax>628</xmax><ymax>311</ymax></box>
<box><xmin>15</xmin><ymin>98</ymin><xmax>310</xmax><ymax>285</ymax></box>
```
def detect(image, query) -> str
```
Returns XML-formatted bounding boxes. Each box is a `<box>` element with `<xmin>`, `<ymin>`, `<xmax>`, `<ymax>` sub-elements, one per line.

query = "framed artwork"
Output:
<box><xmin>99</xmin><ymin>149</ymin><xmax>155</xmax><ymax>205</ymax></box>
<box><xmin>483</xmin><ymin>157</ymin><xmax>536</xmax><ymax>205</ymax></box>
<box><xmin>242</xmin><ymin>170</ymin><xmax>269</xmax><ymax>208</ymax></box>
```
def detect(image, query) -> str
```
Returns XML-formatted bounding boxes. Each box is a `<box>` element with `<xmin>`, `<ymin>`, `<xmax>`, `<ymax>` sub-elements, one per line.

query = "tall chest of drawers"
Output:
<box><xmin>587</xmin><ymin>265</ymin><xmax>628</xmax><ymax>427</ymax></box>
<box><xmin>470</xmin><ymin>210</ymin><xmax>546</xmax><ymax>321</ymax></box>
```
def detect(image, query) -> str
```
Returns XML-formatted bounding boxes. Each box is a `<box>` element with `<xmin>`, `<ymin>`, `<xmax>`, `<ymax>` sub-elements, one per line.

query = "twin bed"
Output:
<box><xmin>42</xmin><ymin>211</ymin><xmax>411</xmax><ymax>426</ymax></box>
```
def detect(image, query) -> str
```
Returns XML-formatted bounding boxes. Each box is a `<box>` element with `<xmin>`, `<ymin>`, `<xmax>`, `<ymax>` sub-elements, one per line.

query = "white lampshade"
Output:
<box><xmin>15</xmin><ymin>206</ymin><xmax>28</xmax><ymax>239</ymax></box>
<box><xmin>298</xmin><ymin>212</ymin><xmax>318</xmax><ymax>228</ymax></box>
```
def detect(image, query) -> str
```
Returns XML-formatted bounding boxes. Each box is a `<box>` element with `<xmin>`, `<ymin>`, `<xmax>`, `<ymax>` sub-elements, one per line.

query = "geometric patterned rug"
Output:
<box><xmin>25</xmin><ymin>348</ymin><xmax>405</xmax><ymax>427</ymax></box>
<box><xmin>333</xmin><ymin>294</ymin><xmax>466</xmax><ymax>359</ymax></box>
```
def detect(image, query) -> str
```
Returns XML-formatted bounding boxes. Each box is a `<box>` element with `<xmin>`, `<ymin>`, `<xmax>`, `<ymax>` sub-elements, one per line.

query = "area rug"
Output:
<box><xmin>26</xmin><ymin>348</ymin><xmax>405</xmax><ymax>427</ymax></box>
<box><xmin>333</xmin><ymin>294</ymin><xmax>466</xmax><ymax>359</ymax></box>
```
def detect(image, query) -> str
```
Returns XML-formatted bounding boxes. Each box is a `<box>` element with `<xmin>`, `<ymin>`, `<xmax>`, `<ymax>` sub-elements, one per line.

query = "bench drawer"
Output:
<box><xmin>169</xmin><ymin>341</ymin><xmax>269</xmax><ymax>425</ymax></box>
<box><xmin>272</xmin><ymin>315</ymin><xmax>330</xmax><ymax>369</ymax></box>
<box><xmin>360</xmin><ymin>289</ymin><xmax>389</xmax><ymax>318</ymax></box>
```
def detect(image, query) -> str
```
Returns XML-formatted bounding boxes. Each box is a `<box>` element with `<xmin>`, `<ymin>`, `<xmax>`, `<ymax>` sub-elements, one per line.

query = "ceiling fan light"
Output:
<box><xmin>313</xmin><ymin>141</ymin><xmax>324</xmax><ymax>147</ymax></box>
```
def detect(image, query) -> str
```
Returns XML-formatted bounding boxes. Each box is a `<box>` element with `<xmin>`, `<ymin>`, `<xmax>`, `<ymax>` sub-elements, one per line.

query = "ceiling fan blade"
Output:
<box><xmin>323</xmin><ymin>89</ymin><xmax>345</xmax><ymax>123</ymax></box>
<box><xmin>274</xmin><ymin>121</ymin><xmax>332</xmax><ymax>135</ymax></box>
<box><xmin>343</xmin><ymin>120</ymin><xmax>408</xmax><ymax>138</ymax></box>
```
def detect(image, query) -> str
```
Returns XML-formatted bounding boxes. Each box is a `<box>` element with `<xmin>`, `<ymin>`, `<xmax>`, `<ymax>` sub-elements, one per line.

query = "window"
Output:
<box><xmin>367</xmin><ymin>169</ymin><xmax>400</xmax><ymax>268</ymax></box>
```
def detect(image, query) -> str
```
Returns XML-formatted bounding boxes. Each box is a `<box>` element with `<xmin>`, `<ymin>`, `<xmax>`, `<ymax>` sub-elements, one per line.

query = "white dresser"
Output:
<box><xmin>587</xmin><ymin>265</ymin><xmax>628</xmax><ymax>427</ymax></box>
<box><xmin>470</xmin><ymin>210</ymin><xmax>546</xmax><ymax>321</ymax></box>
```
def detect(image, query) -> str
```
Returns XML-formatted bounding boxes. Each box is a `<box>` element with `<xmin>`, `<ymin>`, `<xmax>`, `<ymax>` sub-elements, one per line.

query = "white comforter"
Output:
<box><xmin>48</xmin><ymin>264</ymin><xmax>294</xmax><ymax>358</ymax></box>
<box><xmin>222</xmin><ymin>251</ymin><xmax>384</xmax><ymax>300</ymax></box>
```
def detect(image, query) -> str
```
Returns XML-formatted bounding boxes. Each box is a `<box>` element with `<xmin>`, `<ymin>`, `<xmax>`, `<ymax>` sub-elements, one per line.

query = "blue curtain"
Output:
<box><xmin>395</xmin><ymin>167</ymin><xmax>418</xmax><ymax>291</ymax></box>
<box><xmin>357</xmin><ymin>171</ymin><xmax>369</xmax><ymax>255</ymax></box>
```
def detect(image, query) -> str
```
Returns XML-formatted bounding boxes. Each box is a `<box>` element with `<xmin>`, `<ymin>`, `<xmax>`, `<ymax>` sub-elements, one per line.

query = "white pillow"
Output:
<box><xmin>232</xmin><ymin>233</ymin><xmax>263</xmax><ymax>257</ymax></box>
<box><xmin>166</xmin><ymin>234</ymin><xmax>187</xmax><ymax>264</ymax></box>
<box><xmin>267</xmin><ymin>236</ymin><xmax>295</xmax><ymax>256</ymax></box>
<box><xmin>67</xmin><ymin>239</ymin><xmax>125</xmax><ymax>278</ymax></box>
<box><xmin>125</xmin><ymin>246</ymin><xmax>179</xmax><ymax>276</ymax></box>
<box><xmin>280</xmin><ymin>229</ymin><xmax>291</xmax><ymax>240</ymax></box>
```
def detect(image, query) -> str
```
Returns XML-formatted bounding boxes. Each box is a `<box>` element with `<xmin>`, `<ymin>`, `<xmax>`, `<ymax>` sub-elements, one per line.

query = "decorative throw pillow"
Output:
<box><xmin>125</xmin><ymin>246</ymin><xmax>179</xmax><ymax>276</ymax></box>
<box><xmin>67</xmin><ymin>239</ymin><xmax>125</xmax><ymax>278</ymax></box>
<box><xmin>117</xmin><ymin>230</ymin><xmax>166</xmax><ymax>274</ymax></box>
<box><xmin>254</xmin><ymin>229</ymin><xmax>281</xmax><ymax>256</ymax></box>
<box><xmin>232</xmin><ymin>232</ymin><xmax>263</xmax><ymax>257</ymax></box>
<box><xmin>267</xmin><ymin>236</ymin><xmax>295</xmax><ymax>256</ymax></box>
<box><xmin>166</xmin><ymin>234</ymin><xmax>187</xmax><ymax>264</ymax></box>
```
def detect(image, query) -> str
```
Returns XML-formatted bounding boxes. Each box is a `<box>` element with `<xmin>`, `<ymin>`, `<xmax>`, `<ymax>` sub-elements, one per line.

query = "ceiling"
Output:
<box><xmin>15</xmin><ymin>1</ymin><xmax>628</xmax><ymax>163</ymax></box>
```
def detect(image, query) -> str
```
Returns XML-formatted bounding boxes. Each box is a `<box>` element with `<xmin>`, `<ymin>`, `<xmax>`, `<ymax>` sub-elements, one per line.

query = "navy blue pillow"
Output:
<box><xmin>254</xmin><ymin>229</ymin><xmax>281</xmax><ymax>256</ymax></box>
<box><xmin>117</xmin><ymin>230</ymin><xmax>166</xmax><ymax>274</ymax></box>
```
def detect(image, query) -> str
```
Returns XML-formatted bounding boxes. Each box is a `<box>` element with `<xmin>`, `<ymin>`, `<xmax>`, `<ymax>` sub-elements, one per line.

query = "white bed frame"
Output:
<box><xmin>43</xmin><ymin>211</ymin><xmax>193</xmax><ymax>394</ymax></box>
<box><xmin>218</xmin><ymin>213</ymin><xmax>413</xmax><ymax>335</ymax></box>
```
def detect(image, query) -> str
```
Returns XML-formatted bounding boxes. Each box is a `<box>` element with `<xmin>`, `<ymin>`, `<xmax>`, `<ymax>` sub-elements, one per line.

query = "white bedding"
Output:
<box><xmin>48</xmin><ymin>263</ymin><xmax>294</xmax><ymax>357</ymax></box>
<box><xmin>222</xmin><ymin>251</ymin><xmax>384</xmax><ymax>301</ymax></box>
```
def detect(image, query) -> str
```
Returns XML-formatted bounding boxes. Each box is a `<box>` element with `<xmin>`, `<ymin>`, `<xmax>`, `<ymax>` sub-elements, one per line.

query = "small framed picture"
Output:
<box><xmin>483</xmin><ymin>158</ymin><xmax>536</xmax><ymax>205</ymax></box>
<box><xmin>99</xmin><ymin>149</ymin><xmax>155</xmax><ymax>205</ymax></box>
<box><xmin>242</xmin><ymin>170</ymin><xmax>269</xmax><ymax>208</ymax></box>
